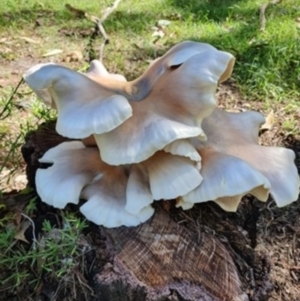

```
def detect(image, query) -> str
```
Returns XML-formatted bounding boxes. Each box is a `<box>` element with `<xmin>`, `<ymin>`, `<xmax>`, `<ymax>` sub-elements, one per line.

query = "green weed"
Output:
<box><xmin>0</xmin><ymin>211</ymin><xmax>89</xmax><ymax>298</ymax></box>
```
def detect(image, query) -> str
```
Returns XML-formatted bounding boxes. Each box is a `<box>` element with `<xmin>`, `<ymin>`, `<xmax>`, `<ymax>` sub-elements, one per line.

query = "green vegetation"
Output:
<box><xmin>0</xmin><ymin>201</ymin><xmax>89</xmax><ymax>298</ymax></box>
<box><xmin>1</xmin><ymin>0</ymin><xmax>299</xmax><ymax>100</ymax></box>
<box><xmin>0</xmin><ymin>0</ymin><xmax>299</xmax><ymax>298</ymax></box>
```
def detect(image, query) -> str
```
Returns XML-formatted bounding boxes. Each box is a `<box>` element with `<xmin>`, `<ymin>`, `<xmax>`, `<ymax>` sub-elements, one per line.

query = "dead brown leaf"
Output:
<box><xmin>19</xmin><ymin>37</ymin><xmax>40</xmax><ymax>44</ymax></box>
<box><xmin>261</xmin><ymin>110</ymin><xmax>275</xmax><ymax>130</ymax></box>
<box><xmin>63</xmin><ymin>50</ymin><xmax>83</xmax><ymax>62</ymax></box>
<box><xmin>14</xmin><ymin>219</ymin><xmax>30</xmax><ymax>244</ymax></box>
<box><xmin>42</xmin><ymin>49</ymin><xmax>63</xmax><ymax>57</ymax></box>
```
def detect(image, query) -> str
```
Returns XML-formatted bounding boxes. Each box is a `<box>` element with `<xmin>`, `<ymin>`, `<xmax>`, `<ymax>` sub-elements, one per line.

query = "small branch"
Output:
<box><xmin>66</xmin><ymin>0</ymin><xmax>122</xmax><ymax>62</ymax></box>
<box><xmin>100</xmin><ymin>0</ymin><xmax>122</xmax><ymax>23</ymax></box>
<box><xmin>259</xmin><ymin>0</ymin><xmax>281</xmax><ymax>31</ymax></box>
<box><xmin>96</xmin><ymin>0</ymin><xmax>122</xmax><ymax>61</ymax></box>
<box><xmin>0</xmin><ymin>78</ymin><xmax>24</xmax><ymax>119</ymax></box>
<box><xmin>21</xmin><ymin>213</ymin><xmax>38</xmax><ymax>249</ymax></box>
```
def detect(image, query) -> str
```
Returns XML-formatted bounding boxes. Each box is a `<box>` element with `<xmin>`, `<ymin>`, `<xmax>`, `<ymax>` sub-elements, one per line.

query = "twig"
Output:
<box><xmin>21</xmin><ymin>213</ymin><xmax>38</xmax><ymax>250</ymax></box>
<box><xmin>259</xmin><ymin>0</ymin><xmax>281</xmax><ymax>31</ymax></box>
<box><xmin>100</xmin><ymin>0</ymin><xmax>122</xmax><ymax>23</ymax></box>
<box><xmin>0</xmin><ymin>78</ymin><xmax>24</xmax><ymax>119</ymax></box>
<box><xmin>66</xmin><ymin>0</ymin><xmax>122</xmax><ymax>62</ymax></box>
<box><xmin>96</xmin><ymin>0</ymin><xmax>122</xmax><ymax>61</ymax></box>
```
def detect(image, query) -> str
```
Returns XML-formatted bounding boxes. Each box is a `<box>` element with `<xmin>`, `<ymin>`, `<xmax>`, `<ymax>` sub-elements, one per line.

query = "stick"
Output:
<box><xmin>65</xmin><ymin>0</ymin><xmax>122</xmax><ymax>61</ymax></box>
<box><xmin>96</xmin><ymin>0</ymin><xmax>122</xmax><ymax>61</ymax></box>
<box><xmin>259</xmin><ymin>0</ymin><xmax>281</xmax><ymax>31</ymax></box>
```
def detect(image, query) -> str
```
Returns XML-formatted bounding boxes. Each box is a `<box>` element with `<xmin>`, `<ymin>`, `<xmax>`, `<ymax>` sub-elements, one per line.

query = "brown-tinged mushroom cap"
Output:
<box><xmin>179</xmin><ymin>108</ymin><xmax>299</xmax><ymax>211</ymax></box>
<box><xmin>23</xmin><ymin>63</ymin><xmax>132</xmax><ymax>139</ymax></box>
<box><xmin>92</xmin><ymin>42</ymin><xmax>235</xmax><ymax>165</ymax></box>
<box><xmin>178</xmin><ymin>148</ymin><xmax>271</xmax><ymax>212</ymax></box>
<box><xmin>24</xmin><ymin>42</ymin><xmax>234</xmax><ymax>165</ymax></box>
<box><xmin>86</xmin><ymin>59</ymin><xmax>127</xmax><ymax>82</ymax></box>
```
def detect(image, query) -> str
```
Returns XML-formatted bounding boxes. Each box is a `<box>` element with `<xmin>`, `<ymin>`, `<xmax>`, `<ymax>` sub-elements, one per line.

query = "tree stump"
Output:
<box><xmin>22</xmin><ymin>121</ymin><xmax>297</xmax><ymax>301</ymax></box>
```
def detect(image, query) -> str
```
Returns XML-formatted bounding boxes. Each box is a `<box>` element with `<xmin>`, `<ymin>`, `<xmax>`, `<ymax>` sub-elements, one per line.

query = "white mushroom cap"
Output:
<box><xmin>80</xmin><ymin>168</ymin><xmax>154</xmax><ymax>228</ymax></box>
<box><xmin>125</xmin><ymin>164</ymin><xmax>153</xmax><ymax>215</ymax></box>
<box><xmin>95</xmin><ymin>116</ymin><xmax>204</xmax><ymax>165</ymax></box>
<box><xmin>179</xmin><ymin>108</ymin><xmax>300</xmax><ymax>210</ymax></box>
<box><xmin>36</xmin><ymin>141</ymin><xmax>100</xmax><ymax>208</ymax></box>
<box><xmin>36</xmin><ymin>141</ymin><xmax>154</xmax><ymax>226</ymax></box>
<box><xmin>163</xmin><ymin>139</ymin><xmax>201</xmax><ymax>168</ymax></box>
<box><xmin>23</xmin><ymin>63</ymin><xmax>132</xmax><ymax>139</ymax></box>
<box><xmin>141</xmin><ymin>151</ymin><xmax>203</xmax><ymax>200</ymax></box>
<box><xmin>179</xmin><ymin>148</ymin><xmax>270</xmax><ymax>212</ymax></box>
<box><xmin>36</xmin><ymin>141</ymin><xmax>202</xmax><ymax>227</ymax></box>
<box><xmin>24</xmin><ymin>42</ymin><xmax>234</xmax><ymax>166</ymax></box>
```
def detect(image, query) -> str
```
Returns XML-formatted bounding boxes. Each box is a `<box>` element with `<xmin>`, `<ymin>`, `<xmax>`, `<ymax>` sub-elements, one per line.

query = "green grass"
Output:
<box><xmin>0</xmin><ymin>0</ymin><xmax>300</xmax><ymax>101</ymax></box>
<box><xmin>0</xmin><ymin>202</ymin><xmax>89</xmax><ymax>299</ymax></box>
<box><xmin>1</xmin><ymin>0</ymin><xmax>299</xmax><ymax>101</ymax></box>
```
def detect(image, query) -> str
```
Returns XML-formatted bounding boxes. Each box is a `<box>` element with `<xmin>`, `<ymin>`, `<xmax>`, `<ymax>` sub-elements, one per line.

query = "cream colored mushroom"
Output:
<box><xmin>178</xmin><ymin>108</ymin><xmax>300</xmax><ymax>211</ymax></box>
<box><xmin>93</xmin><ymin>42</ymin><xmax>235</xmax><ymax>165</ymax></box>
<box><xmin>24</xmin><ymin>63</ymin><xmax>132</xmax><ymax>139</ymax></box>
<box><xmin>25</xmin><ymin>41</ymin><xmax>298</xmax><ymax>227</ymax></box>
<box><xmin>36</xmin><ymin>141</ymin><xmax>202</xmax><ymax>227</ymax></box>
<box><xmin>24</xmin><ymin>41</ymin><xmax>234</xmax><ymax>166</ymax></box>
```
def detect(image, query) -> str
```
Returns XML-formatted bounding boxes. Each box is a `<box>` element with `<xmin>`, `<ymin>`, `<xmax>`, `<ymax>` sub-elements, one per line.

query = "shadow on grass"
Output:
<box><xmin>0</xmin><ymin>8</ymin><xmax>73</xmax><ymax>28</ymax></box>
<box><xmin>0</xmin><ymin>7</ymin><xmax>157</xmax><ymax>35</ymax></box>
<box><xmin>167</xmin><ymin>0</ymin><xmax>248</xmax><ymax>22</ymax></box>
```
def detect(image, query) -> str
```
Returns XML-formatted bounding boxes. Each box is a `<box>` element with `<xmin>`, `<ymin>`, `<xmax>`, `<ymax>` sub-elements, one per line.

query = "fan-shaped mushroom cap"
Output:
<box><xmin>23</xmin><ymin>63</ymin><xmax>132</xmax><ymax>139</ymax></box>
<box><xmin>36</xmin><ymin>141</ymin><xmax>100</xmax><ymax>208</ymax></box>
<box><xmin>140</xmin><ymin>151</ymin><xmax>202</xmax><ymax>200</ymax></box>
<box><xmin>80</xmin><ymin>163</ymin><xmax>155</xmax><ymax>228</ymax></box>
<box><xmin>178</xmin><ymin>108</ymin><xmax>299</xmax><ymax>211</ymax></box>
<box><xmin>178</xmin><ymin>148</ymin><xmax>271</xmax><ymax>212</ymax></box>
<box><xmin>36</xmin><ymin>141</ymin><xmax>202</xmax><ymax>227</ymax></box>
<box><xmin>163</xmin><ymin>139</ymin><xmax>201</xmax><ymax>167</ymax></box>
<box><xmin>93</xmin><ymin>42</ymin><xmax>235</xmax><ymax>165</ymax></box>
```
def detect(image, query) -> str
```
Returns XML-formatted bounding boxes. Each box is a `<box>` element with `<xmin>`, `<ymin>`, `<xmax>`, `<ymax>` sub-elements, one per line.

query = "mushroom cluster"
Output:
<box><xmin>24</xmin><ymin>41</ymin><xmax>299</xmax><ymax>228</ymax></box>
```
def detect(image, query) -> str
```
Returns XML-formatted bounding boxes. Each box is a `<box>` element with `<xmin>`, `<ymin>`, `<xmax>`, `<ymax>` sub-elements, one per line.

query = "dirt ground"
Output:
<box><xmin>0</xmin><ymin>29</ymin><xmax>300</xmax><ymax>301</ymax></box>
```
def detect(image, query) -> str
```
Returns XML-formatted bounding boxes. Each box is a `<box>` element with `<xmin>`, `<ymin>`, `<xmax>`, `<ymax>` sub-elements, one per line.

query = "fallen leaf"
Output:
<box><xmin>261</xmin><ymin>110</ymin><xmax>275</xmax><ymax>130</ymax></box>
<box><xmin>42</xmin><ymin>49</ymin><xmax>63</xmax><ymax>57</ymax></box>
<box><xmin>14</xmin><ymin>219</ymin><xmax>31</xmax><ymax>244</ymax></box>
<box><xmin>35</xmin><ymin>18</ymin><xmax>43</xmax><ymax>27</ymax></box>
<box><xmin>157</xmin><ymin>19</ymin><xmax>171</xmax><ymax>28</ymax></box>
<box><xmin>152</xmin><ymin>28</ymin><xmax>165</xmax><ymax>38</ymax></box>
<box><xmin>19</xmin><ymin>37</ymin><xmax>40</xmax><ymax>44</ymax></box>
<box><xmin>63</xmin><ymin>50</ymin><xmax>83</xmax><ymax>62</ymax></box>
